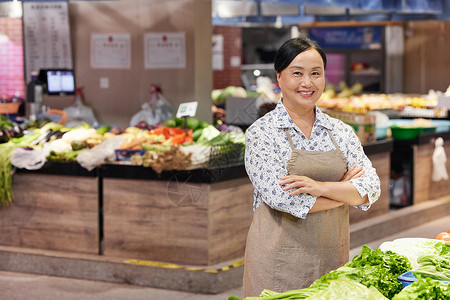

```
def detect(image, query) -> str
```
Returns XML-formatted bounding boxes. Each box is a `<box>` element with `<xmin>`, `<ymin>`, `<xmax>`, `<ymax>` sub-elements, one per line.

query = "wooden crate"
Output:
<box><xmin>0</xmin><ymin>173</ymin><xmax>99</xmax><ymax>254</ymax></box>
<box><xmin>102</xmin><ymin>176</ymin><xmax>254</xmax><ymax>265</ymax></box>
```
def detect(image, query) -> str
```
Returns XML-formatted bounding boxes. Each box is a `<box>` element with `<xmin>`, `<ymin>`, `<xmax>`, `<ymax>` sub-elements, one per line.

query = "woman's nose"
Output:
<box><xmin>300</xmin><ymin>76</ymin><xmax>311</xmax><ymax>87</ymax></box>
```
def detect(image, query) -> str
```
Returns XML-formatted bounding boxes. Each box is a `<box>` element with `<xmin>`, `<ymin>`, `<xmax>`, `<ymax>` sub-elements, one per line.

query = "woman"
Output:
<box><xmin>242</xmin><ymin>36</ymin><xmax>381</xmax><ymax>297</ymax></box>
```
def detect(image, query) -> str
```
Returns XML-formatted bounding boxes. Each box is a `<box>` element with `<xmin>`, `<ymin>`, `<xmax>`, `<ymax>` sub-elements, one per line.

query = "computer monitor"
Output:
<box><xmin>38</xmin><ymin>69</ymin><xmax>76</xmax><ymax>96</ymax></box>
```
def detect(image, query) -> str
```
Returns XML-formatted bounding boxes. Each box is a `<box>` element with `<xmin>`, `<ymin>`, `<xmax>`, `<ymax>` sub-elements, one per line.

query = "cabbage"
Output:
<box><xmin>392</xmin><ymin>278</ymin><xmax>450</xmax><ymax>299</ymax></box>
<box><xmin>308</xmin><ymin>279</ymin><xmax>388</xmax><ymax>300</ymax></box>
<box><xmin>379</xmin><ymin>238</ymin><xmax>450</xmax><ymax>269</ymax></box>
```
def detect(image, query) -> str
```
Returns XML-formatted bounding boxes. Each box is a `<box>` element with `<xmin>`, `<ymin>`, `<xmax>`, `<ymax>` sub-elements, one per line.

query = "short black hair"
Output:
<box><xmin>274</xmin><ymin>36</ymin><xmax>327</xmax><ymax>73</ymax></box>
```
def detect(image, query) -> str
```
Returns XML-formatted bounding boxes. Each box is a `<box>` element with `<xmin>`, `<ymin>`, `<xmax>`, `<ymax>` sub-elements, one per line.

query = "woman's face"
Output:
<box><xmin>276</xmin><ymin>48</ymin><xmax>325</xmax><ymax>111</ymax></box>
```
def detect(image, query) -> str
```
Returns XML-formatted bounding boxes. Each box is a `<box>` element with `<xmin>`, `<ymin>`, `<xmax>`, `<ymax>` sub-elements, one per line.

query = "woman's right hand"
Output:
<box><xmin>341</xmin><ymin>166</ymin><xmax>364</xmax><ymax>182</ymax></box>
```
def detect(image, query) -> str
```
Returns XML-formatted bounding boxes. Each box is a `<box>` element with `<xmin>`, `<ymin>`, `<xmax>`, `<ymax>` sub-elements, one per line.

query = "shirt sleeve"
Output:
<box><xmin>341</xmin><ymin>124</ymin><xmax>381</xmax><ymax>211</ymax></box>
<box><xmin>244</xmin><ymin>123</ymin><xmax>316</xmax><ymax>219</ymax></box>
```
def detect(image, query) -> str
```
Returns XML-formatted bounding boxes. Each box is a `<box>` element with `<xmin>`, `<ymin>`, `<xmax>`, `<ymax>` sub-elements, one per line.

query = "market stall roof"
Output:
<box><xmin>212</xmin><ymin>0</ymin><xmax>450</xmax><ymax>26</ymax></box>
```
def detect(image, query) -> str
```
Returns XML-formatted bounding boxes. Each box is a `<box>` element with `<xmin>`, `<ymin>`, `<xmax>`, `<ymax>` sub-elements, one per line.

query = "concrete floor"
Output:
<box><xmin>1</xmin><ymin>215</ymin><xmax>449</xmax><ymax>300</ymax></box>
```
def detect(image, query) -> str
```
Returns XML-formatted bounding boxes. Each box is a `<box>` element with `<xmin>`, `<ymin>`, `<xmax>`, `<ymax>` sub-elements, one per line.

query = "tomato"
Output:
<box><xmin>435</xmin><ymin>232</ymin><xmax>450</xmax><ymax>241</ymax></box>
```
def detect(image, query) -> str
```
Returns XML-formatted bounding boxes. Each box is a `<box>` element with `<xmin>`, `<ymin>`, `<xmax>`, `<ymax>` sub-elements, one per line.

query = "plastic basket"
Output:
<box><xmin>398</xmin><ymin>271</ymin><xmax>450</xmax><ymax>288</ymax></box>
<box><xmin>0</xmin><ymin>102</ymin><xmax>20</xmax><ymax>114</ymax></box>
<box><xmin>115</xmin><ymin>149</ymin><xmax>146</xmax><ymax>162</ymax></box>
<box><xmin>208</xmin><ymin>142</ymin><xmax>244</xmax><ymax>169</ymax></box>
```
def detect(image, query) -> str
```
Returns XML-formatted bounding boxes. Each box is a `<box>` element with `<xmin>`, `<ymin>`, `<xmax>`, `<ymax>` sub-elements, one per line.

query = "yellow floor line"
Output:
<box><xmin>124</xmin><ymin>258</ymin><xmax>245</xmax><ymax>273</ymax></box>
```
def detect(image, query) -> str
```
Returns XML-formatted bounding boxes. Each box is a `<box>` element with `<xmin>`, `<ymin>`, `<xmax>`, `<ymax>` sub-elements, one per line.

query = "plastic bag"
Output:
<box><xmin>10</xmin><ymin>147</ymin><xmax>47</xmax><ymax>170</ymax></box>
<box><xmin>129</xmin><ymin>84</ymin><xmax>174</xmax><ymax>127</ymax></box>
<box><xmin>63</xmin><ymin>87</ymin><xmax>99</xmax><ymax>128</ymax></box>
<box><xmin>77</xmin><ymin>135</ymin><xmax>125</xmax><ymax>171</ymax></box>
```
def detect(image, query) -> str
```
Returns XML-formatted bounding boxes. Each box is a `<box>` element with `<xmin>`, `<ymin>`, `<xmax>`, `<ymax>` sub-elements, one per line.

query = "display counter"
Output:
<box><xmin>100</xmin><ymin>164</ymin><xmax>253</xmax><ymax>265</ymax></box>
<box><xmin>402</xmin><ymin>131</ymin><xmax>450</xmax><ymax>205</ymax></box>
<box><xmin>0</xmin><ymin>163</ymin><xmax>99</xmax><ymax>254</ymax></box>
<box><xmin>0</xmin><ymin>138</ymin><xmax>393</xmax><ymax>265</ymax></box>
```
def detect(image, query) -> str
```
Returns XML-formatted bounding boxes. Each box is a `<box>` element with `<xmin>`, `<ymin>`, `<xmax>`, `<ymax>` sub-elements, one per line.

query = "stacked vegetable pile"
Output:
<box><xmin>230</xmin><ymin>238</ymin><xmax>450</xmax><ymax>300</ymax></box>
<box><xmin>1</xmin><ymin>115</ymin><xmax>245</xmax><ymax>207</ymax></box>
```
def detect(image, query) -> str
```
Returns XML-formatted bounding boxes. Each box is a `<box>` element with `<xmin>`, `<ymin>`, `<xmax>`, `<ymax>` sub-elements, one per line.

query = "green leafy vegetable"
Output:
<box><xmin>0</xmin><ymin>133</ymin><xmax>40</xmax><ymax>207</ymax></box>
<box><xmin>379</xmin><ymin>238</ymin><xmax>448</xmax><ymax>268</ymax></box>
<box><xmin>308</xmin><ymin>279</ymin><xmax>387</xmax><ymax>300</ymax></box>
<box><xmin>310</xmin><ymin>245</ymin><xmax>411</xmax><ymax>299</ymax></box>
<box><xmin>392</xmin><ymin>278</ymin><xmax>450</xmax><ymax>300</ymax></box>
<box><xmin>413</xmin><ymin>253</ymin><xmax>450</xmax><ymax>281</ymax></box>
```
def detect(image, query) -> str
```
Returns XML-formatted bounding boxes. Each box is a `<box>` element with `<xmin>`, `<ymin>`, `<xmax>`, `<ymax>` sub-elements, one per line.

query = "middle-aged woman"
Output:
<box><xmin>242</xmin><ymin>36</ymin><xmax>381</xmax><ymax>297</ymax></box>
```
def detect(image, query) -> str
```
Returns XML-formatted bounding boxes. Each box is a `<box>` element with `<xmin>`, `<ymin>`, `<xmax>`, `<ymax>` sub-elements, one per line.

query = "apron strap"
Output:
<box><xmin>284</xmin><ymin>128</ymin><xmax>295</xmax><ymax>150</ymax></box>
<box><xmin>326</xmin><ymin>129</ymin><xmax>340</xmax><ymax>149</ymax></box>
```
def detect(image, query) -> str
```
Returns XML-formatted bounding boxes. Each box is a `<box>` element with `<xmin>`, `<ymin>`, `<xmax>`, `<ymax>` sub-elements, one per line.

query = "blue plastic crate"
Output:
<box><xmin>398</xmin><ymin>271</ymin><xmax>450</xmax><ymax>288</ymax></box>
<box><xmin>115</xmin><ymin>149</ymin><xmax>146</xmax><ymax>162</ymax></box>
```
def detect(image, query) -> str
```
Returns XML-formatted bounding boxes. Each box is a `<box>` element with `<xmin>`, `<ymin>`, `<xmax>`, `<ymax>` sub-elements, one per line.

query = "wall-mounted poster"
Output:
<box><xmin>144</xmin><ymin>32</ymin><xmax>186</xmax><ymax>69</ymax></box>
<box><xmin>91</xmin><ymin>33</ymin><xmax>131</xmax><ymax>69</ymax></box>
<box><xmin>22</xmin><ymin>2</ymin><xmax>73</xmax><ymax>84</ymax></box>
<box><xmin>212</xmin><ymin>34</ymin><xmax>224</xmax><ymax>71</ymax></box>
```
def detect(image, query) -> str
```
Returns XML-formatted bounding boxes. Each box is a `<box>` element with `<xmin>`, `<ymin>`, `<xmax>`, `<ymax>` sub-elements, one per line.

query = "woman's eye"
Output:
<box><xmin>293</xmin><ymin>71</ymin><xmax>302</xmax><ymax>76</ymax></box>
<box><xmin>312</xmin><ymin>71</ymin><xmax>321</xmax><ymax>76</ymax></box>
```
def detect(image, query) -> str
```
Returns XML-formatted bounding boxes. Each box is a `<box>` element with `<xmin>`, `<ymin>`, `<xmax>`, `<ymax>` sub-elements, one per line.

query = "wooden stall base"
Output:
<box><xmin>102</xmin><ymin>176</ymin><xmax>254</xmax><ymax>266</ymax></box>
<box><xmin>0</xmin><ymin>173</ymin><xmax>99</xmax><ymax>255</ymax></box>
<box><xmin>414</xmin><ymin>140</ymin><xmax>450</xmax><ymax>204</ymax></box>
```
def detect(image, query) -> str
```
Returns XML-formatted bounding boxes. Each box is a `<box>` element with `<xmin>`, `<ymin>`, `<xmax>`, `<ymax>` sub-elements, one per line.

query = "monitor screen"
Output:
<box><xmin>45</xmin><ymin>69</ymin><xmax>76</xmax><ymax>95</ymax></box>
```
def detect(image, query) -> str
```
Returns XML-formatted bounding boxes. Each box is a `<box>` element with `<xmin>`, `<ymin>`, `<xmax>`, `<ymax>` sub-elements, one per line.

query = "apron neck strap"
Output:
<box><xmin>284</xmin><ymin>128</ymin><xmax>295</xmax><ymax>149</ymax></box>
<box><xmin>326</xmin><ymin>129</ymin><xmax>340</xmax><ymax>148</ymax></box>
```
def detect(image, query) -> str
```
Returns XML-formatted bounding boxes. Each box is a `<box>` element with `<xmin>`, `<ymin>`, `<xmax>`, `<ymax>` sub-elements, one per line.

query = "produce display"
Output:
<box><xmin>318</xmin><ymin>86</ymin><xmax>448</xmax><ymax>118</ymax></box>
<box><xmin>0</xmin><ymin>114</ymin><xmax>246</xmax><ymax>207</ymax></box>
<box><xmin>230</xmin><ymin>234</ymin><xmax>450</xmax><ymax>300</ymax></box>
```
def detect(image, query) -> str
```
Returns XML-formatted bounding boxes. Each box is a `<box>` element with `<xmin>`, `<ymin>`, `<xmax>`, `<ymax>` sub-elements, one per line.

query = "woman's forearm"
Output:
<box><xmin>319</xmin><ymin>181</ymin><xmax>368</xmax><ymax>206</ymax></box>
<box><xmin>309</xmin><ymin>197</ymin><xmax>344</xmax><ymax>213</ymax></box>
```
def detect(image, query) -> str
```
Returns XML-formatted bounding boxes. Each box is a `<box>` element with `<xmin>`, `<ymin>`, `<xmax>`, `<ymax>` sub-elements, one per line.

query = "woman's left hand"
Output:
<box><xmin>279</xmin><ymin>175</ymin><xmax>323</xmax><ymax>197</ymax></box>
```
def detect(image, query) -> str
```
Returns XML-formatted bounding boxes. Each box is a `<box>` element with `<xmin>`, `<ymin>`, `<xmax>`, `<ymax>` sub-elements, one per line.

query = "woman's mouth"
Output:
<box><xmin>298</xmin><ymin>91</ymin><xmax>314</xmax><ymax>96</ymax></box>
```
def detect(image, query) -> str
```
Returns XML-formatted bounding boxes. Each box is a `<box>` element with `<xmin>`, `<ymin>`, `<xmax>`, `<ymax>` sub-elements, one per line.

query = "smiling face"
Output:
<box><xmin>276</xmin><ymin>48</ymin><xmax>325</xmax><ymax>113</ymax></box>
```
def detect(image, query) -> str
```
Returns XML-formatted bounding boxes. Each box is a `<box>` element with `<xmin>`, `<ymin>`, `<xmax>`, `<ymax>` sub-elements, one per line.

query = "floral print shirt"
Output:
<box><xmin>244</xmin><ymin>100</ymin><xmax>381</xmax><ymax>219</ymax></box>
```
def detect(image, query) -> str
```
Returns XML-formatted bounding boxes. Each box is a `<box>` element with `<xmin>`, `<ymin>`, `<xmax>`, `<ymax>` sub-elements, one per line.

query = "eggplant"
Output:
<box><xmin>0</xmin><ymin>130</ymin><xmax>10</xmax><ymax>144</ymax></box>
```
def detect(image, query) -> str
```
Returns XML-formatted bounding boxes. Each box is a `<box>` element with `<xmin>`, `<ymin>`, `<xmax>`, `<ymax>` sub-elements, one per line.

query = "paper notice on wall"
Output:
<box><xmin>144</xmin><ymin>33</ymin><xmax>186</xmax><ymax>69</ymax></box>
<box><xmin>22</xmin><ymin>2</ymin><xmax>73</xmax><ymax>83</ymax></box>
<box><xmin>212</xmin><ymin>34</ymin><xmax>224</xmax><ymax>71</ymax></box>
<box><xmin>91</xmin><ymin>34</ymin><xmax>131</xmax><ymax>69</ymax></box>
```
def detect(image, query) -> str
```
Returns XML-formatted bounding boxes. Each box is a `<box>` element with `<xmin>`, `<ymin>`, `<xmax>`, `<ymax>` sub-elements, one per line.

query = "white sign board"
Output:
<box><xmin>23</xmin><ymin>2</ymin><xmax>73</xmax><ymax>83</ymax></box>
<box><xmin>91</xmin><ymin>34</ymin><xmax>131</xmax><ymax>69</ymax></box>
<box><xmin>176</xmin><ymin>101</ymin><xmax>198</xmax><ymax>118</ymax></box>
<box><xmin>144</xmin><ymin>32</ymin><xmax>186</xmax><ymax>69</ymax></box>
<box><xmin>212</xmin><ymin>34</ymin><xmax>224</xmax><ymax>71</ymax></box>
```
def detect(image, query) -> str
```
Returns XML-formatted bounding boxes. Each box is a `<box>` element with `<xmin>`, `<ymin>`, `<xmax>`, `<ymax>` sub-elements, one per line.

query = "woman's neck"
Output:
<box><xmin>284</xmin><ymin>104</ymin><xmax>316</xmax><ymax>139</ymax></box>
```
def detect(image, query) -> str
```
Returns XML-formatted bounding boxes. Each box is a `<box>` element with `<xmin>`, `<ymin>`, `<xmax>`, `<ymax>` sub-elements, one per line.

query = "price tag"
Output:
<box><xmin>176</xmin><ymin>101</ymin><xmax>198</xmax><ymax>118</ymax></box>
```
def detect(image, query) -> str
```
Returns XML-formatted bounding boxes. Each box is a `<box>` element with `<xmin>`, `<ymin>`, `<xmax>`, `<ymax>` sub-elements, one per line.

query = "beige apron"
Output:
<box><xmin>243</xmin><ymin>128</ymin><xmax>349</xmax><ymax>297</ymax></box>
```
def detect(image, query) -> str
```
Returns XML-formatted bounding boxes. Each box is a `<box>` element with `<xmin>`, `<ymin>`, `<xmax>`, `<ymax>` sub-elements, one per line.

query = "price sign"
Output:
<box><xmin>176</xmin><ymin>101</ymin><xmax>198</xmax><ymax>118</ymax></box>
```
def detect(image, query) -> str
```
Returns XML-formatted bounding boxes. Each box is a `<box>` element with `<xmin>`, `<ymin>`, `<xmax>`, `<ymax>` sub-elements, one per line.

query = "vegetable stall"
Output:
<box><xmin>0</xmin><ymin>116</ymin><xmax>255</xmax><ymax>265</ymax></box>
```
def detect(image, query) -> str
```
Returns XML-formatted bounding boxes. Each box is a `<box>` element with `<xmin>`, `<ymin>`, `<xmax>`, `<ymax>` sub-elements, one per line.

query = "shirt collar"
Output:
<box><xmin>272</xmin><ymin>99</ymin><xmax>333</xmax><ymax>130</ymax></box>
